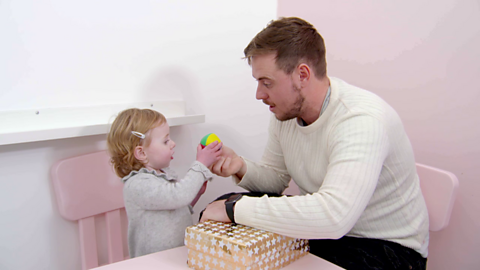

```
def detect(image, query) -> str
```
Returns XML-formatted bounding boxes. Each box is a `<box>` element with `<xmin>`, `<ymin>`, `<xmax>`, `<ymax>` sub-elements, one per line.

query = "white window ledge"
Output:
<box><xmin>0</xmin><ymin>101</ymin><xmax>204</xmax><ymax>146</ymax></box>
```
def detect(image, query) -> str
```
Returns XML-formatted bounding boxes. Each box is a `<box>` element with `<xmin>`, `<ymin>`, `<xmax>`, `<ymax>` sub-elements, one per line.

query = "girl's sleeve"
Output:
<box><xmin>124</xmin><ymin>161</ymin><xmax>213</xmax><ymax>210</ymax></box>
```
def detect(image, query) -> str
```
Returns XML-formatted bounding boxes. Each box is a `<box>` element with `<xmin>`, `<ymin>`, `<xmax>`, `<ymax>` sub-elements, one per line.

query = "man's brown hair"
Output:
<box><xmin>244</xmin><ymin>17</ymin><xmax>327</xmax><ymax>79</ymax></box>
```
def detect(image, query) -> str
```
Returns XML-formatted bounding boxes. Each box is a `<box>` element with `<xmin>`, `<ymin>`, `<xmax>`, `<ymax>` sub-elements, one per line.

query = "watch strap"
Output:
<box><xmin>225</xmin><ymin>194</ymin><xmax>242</xmax><ymax>224</ymax></box>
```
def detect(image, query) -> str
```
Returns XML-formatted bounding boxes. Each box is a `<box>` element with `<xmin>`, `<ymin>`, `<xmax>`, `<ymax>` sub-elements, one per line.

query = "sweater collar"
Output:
<box><xmin>296</xmin><ymin>77</ymin><xmax>340</xmax><ymax>133</ymax></box>
<box><xmin>122</xmin><ymin>167</ymin><xmax>178</xmax><ymax>183</ymax></box>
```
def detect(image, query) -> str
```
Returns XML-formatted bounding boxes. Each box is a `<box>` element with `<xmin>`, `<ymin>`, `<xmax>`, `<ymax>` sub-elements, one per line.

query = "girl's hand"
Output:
<box><xmin>196</xmin><ymin>141</ymin><xmax>223</xmax><ymax>168</ymax></box>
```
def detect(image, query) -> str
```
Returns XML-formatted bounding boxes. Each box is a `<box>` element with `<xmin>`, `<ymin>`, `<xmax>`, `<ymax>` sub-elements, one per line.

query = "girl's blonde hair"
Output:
<box><xmin>107</xmin><ymin>108</ymin><xmax>166</xmax><ymax>178</ymax></box>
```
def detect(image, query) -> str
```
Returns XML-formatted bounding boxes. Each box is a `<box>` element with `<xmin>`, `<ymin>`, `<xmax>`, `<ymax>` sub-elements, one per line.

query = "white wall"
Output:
<box><xmin>278</xmin><ymin>0</ymin><xmax>480</xmax><ymax>269</ymax></box>
<box><xmin>0</xmin><ymin>1</ymin><xmax>277</xmax><ymax>269</ymax></box>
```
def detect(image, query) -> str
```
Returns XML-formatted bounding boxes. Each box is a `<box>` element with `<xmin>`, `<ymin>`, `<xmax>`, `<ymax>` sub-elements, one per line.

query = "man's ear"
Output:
<box><xmin>297</xmin><ymin>63</ymin><xmax>311</xmax><ymax>83</ymax></box>
<box><xmin>134</xmin><ymin>146</ymin><xmax>147</xmax><ymax>162</ymax></box>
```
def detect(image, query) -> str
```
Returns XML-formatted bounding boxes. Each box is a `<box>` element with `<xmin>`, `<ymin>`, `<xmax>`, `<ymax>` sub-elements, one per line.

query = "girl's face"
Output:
<box><xmin>142</xmin><ymin>123</ymin><xmax>176</xmax><ymax>172</ymax></box>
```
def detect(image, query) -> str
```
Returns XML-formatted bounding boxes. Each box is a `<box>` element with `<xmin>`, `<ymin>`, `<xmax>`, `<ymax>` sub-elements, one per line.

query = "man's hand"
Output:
<box><xmin>199</xmin><ymin>200</ymin><xmax>231</xmax><ymax>223</ymax></box>
<box><xmin>210</xmin><ymin>145</ymin><xmax>246</xmax><ymax>178</ymax></box>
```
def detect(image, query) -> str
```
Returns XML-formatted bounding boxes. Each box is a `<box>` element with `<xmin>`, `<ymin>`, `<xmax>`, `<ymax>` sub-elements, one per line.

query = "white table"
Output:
<box><xmin>92</xmin><ymin>246</ymin><xmax>345</xmax><ymax>269</ymax></box>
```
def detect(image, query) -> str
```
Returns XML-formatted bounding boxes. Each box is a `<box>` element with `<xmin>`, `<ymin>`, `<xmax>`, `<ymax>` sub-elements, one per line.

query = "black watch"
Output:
<box><xmin>225</xmin><ymin>194</ymin><xmax>243</xmax><ymax>224</ymax></box>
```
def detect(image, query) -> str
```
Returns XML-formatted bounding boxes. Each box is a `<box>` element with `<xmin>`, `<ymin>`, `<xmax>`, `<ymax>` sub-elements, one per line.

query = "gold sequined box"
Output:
<box><xmin>184</xmin><ymin>221</ymin><xmax>309</xmax><ymax>270</ymax></box>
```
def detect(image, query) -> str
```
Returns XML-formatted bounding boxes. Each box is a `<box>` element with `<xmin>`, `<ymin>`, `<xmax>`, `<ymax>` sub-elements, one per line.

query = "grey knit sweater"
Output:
<box><xmin>122</xmin><ymin>161</ymin><xmax>213</xmax><ymax>258</ymax></box>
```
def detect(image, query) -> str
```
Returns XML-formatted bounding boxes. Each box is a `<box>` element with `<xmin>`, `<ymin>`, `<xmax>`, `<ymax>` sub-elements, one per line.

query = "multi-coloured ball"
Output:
<box><xmin>200</xmin><ymin>133</ymin><xmax>221</xmax><ymax>148</ymax></box>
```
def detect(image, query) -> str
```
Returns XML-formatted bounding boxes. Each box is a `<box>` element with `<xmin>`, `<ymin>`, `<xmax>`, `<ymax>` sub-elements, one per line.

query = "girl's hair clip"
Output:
<box><xmin>131</xmin><ymin>131</ymin><xmax>145</xmax><ymax>139</ymax></box>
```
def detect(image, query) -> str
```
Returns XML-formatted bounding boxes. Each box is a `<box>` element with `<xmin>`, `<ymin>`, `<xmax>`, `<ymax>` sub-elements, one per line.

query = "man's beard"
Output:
<box><xmin>275</xmin><ymin>85</ymin><xmax>304</xmax><ymax>121</ymax></box>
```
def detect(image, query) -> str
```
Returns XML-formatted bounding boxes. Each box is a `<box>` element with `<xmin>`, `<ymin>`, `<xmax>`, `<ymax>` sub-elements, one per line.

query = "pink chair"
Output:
<box><xmin>416</xmin><ymin>163</ymin><xmax>459</xmax><ymax>231</ymax></box>
<box><xmin>51</xmin><ymin>150</ymin><xmax>128</xmax><ymax>270</ymax></box>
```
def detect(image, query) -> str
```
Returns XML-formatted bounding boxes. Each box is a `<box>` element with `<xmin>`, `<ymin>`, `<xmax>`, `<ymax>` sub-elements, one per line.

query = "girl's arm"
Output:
<box><xmin>124</xmin><ymin>162</ymin><xmax>212</xmax><ymax>211</ymax></box>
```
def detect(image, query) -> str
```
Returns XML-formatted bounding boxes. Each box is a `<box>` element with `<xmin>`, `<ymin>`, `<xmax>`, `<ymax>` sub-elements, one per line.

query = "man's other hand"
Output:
<box><xmin>199</xmin><ymin>200</ymin><xmax>231</xmax><ymax>223</ymax></box>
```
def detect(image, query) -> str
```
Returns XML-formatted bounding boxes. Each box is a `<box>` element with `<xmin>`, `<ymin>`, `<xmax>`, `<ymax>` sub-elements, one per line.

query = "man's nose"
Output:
<box><xmin>256</xmin><ymin>85</ymin><xmax>268</xmax><ymax>100</ymax></box>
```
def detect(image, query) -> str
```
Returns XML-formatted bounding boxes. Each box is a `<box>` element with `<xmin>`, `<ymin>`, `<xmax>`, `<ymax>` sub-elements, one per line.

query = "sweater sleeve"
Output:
<box><xmin>234</xmin><ymin>116</ymin><xmax>292</xmax><ymax>194</ymax></box>
<box><xmin>124</xmin><ymin>161</ymin><xmax>213</xmax><ymax>211</ymax></box>
<box><xmin>235</xmin><ymin>114</ymin><xmax>390</xmax><ymax>239</ymax></box>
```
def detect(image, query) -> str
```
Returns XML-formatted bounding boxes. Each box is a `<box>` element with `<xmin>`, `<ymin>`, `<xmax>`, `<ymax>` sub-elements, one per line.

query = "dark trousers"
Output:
<box><xmin>310</xmin><ymin>236</ymin><xmax>426</xmax><ymax>270</ymax></box>
<box><xmin>200</xmin><ymin>192</ymin><xmax>427</xmax><ymax>270</ymax></box>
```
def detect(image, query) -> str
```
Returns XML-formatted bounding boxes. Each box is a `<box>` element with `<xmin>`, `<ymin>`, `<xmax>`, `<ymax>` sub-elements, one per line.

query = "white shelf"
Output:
<box><xmin>0</xmin><ymin>101</ymin><xmax>205</xmax><ymax>146</ymax></box>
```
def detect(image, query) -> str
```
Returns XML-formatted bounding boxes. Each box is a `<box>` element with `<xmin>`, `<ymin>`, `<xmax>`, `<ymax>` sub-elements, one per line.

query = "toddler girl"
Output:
<box><xmin>107</xmin><ymin>108</ymin><xmax>222</xmax><ymax>258</ymax></box>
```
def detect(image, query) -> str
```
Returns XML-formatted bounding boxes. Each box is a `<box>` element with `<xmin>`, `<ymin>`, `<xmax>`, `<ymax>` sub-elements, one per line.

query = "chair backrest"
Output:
<box><xmin>416</xmin><ymin>163</ymin><xmax>459</xmax><ymax>232</ymax></box>
<box><xmin>51</xmin><ymin>150</ymin><xmax>128</xmax><ymax>270</ymax></box>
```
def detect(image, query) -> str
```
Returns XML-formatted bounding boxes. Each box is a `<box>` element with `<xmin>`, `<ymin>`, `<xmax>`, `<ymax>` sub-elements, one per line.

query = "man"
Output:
<box><xmin>200</xmin><ymin>17</ymin><xmax>429</xmax><ymax>270</ymax></box>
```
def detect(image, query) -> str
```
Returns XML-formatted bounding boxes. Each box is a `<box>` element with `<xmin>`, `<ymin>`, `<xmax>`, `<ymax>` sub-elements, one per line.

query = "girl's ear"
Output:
<box><xmin>134</xmin><ymin>146</ymin><xmax>147</xmax><ymax>162</ymax></box>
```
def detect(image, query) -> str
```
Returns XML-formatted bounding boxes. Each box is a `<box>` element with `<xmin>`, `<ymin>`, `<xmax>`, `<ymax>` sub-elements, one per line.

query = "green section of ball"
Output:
<box><xmin>200</xmin><ymin>133</ymin><xmax>212</xmax><ymax>146</ymax></box>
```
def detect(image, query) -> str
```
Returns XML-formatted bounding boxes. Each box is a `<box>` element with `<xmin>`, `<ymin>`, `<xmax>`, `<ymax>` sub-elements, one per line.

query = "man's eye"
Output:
<box><xmin>263</xmin><ymin>82</ymin><xmax>271</xmax><ymax>88</ymax></box>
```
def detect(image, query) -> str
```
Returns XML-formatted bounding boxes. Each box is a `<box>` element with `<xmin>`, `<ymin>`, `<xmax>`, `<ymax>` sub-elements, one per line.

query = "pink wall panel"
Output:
<box><xmin>278</xmin><ymin>0</ymin><xmax>480</xmax><ymax>269</ymax></box>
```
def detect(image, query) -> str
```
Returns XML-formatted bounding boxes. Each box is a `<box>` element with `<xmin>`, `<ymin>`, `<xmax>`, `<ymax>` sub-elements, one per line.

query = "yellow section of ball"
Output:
<box><xmin>205</xmin><ymin>133</ymin><xmax>221</xmax><ymax>145</ymax></box>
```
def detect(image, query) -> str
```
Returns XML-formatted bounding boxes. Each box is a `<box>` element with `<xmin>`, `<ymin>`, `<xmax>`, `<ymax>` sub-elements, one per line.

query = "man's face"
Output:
<box><xmin>251</xmin><ymin>54</ymin><xmax>304</xmax><ymax>121</ymax></box>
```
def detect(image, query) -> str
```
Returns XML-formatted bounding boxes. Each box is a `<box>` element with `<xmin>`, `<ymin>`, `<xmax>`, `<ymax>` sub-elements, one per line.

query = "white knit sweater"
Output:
<box><xmin>234</xmin><ymin>77</ymin><xmax>429</xmax><ymax>257</ymax></box>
